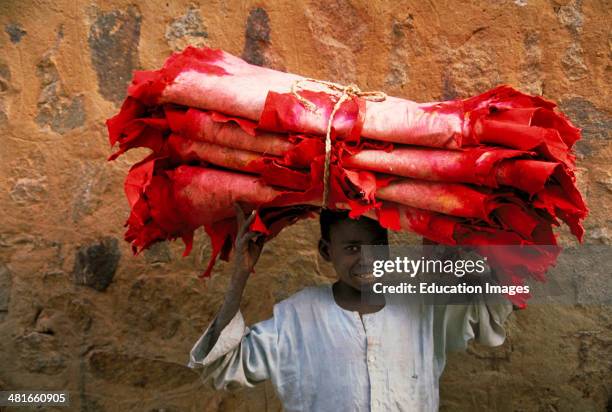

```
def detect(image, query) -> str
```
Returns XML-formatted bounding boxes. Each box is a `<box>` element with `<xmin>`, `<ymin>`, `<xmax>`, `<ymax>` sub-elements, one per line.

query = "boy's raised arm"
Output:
<box><xmin>187</xmin><ymin>205</ymin><xmax>281</xmax><ymax>390</ymax></box>
<box><xmin>205</xmin><ymin>204</ymin><xmax>266</xmax><ymax>353</ymax></box>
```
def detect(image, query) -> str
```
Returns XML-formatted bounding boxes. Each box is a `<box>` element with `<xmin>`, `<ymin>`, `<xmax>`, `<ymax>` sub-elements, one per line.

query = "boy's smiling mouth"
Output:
<box><xmin>351</xmin><ymin>272</ymin><xmax>374</xmax><ymax>280</ymax></box>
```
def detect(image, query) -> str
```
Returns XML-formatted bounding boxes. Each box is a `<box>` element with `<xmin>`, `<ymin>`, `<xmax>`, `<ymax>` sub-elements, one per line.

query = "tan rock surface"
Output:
<box><xmin>0</xmin><ymin>0</ymin><xmax>610</xmax><ymax>411</ymax></box>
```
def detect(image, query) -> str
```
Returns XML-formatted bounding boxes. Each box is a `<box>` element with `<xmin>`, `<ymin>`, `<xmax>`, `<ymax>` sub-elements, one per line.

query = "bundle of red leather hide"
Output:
<box><xmin>107</xmin><ymin>46</ymin><xmax>587</xmax><ymax>304</ymax></box>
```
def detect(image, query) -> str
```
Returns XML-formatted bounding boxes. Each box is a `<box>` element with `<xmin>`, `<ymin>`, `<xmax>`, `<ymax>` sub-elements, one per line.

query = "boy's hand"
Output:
<box><xmin>233</xmin><ymin>203</ymin><xmax>266</xmax><ymax>276</ymax></box>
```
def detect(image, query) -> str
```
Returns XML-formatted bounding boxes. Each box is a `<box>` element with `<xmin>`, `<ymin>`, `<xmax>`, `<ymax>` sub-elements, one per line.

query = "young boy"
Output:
<box><xmin>187</xmin><ymin>207</ymin><xmax>513</xmax><ymax>411</ymax></box>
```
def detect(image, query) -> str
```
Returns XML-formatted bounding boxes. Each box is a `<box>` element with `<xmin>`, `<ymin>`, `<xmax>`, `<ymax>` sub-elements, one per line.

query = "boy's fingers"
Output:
<box><xmin>237</xmin><ymin>211</ymin><xmax>253</xmax><ymax>235</ymax></box>
<box><xmin>237</xmin><ymin>210</ymin><xmax>259</xmax><ymax>235</ymax></box>
<box><xmin>244</xmin><ymin>210</ymin><xmax>257</xmax><ymax>228</ymax></box>
<box><xmin>239</xmin><ymin>231</ymin><xmax>265</xmax><ymax>248</ymax></box>
<box><xmin>235</xmin><ymin>205</ymin><xmax>256</xmax><ymax>238</ymax></box>
<box><xmin>234</xmin><ymin>203</ymin><xmax>245</xmax><ymax>229</ymax></box>
<box><xmin>242</xmin><ymin>231</ymin><xmax>259</xmax><ymax>242</ymax></box>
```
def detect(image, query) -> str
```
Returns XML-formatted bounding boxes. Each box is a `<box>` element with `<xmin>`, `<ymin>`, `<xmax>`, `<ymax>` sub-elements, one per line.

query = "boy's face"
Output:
<box><xmin>319</xmin><ymin>217</ymin><xmax>388</xmax><ymax>292</ymax></box>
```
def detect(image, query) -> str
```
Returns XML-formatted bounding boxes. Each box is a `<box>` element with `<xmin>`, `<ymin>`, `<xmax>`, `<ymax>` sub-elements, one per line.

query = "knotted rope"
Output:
<box><xmin>291</xmin><ymin>78</ymin><xmax>387</xmax><ymax>208</ymax></box>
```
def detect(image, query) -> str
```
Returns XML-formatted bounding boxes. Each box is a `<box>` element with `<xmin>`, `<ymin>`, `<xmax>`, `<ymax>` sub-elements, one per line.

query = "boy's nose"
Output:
<box><xmin>359</xmin><ymin>246</ymin><xmax>384</xmax><ymax>266</ymax></box>
<box><xmin>357</xmin><ymin>254</ymin><xmax>376</xmax><ymax>271</ymax></box>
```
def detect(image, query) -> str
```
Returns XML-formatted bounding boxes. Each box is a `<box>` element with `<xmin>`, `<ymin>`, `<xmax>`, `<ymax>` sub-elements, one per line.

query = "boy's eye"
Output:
<box><xmin>345</xmin><ymin>245</ymin><xmax>360</xmax><ymax>253</ymax></box>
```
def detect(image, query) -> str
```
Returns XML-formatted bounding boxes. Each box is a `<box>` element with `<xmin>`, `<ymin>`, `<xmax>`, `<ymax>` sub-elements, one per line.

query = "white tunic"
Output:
<box><xmin>187</xmin><ymin>284</ymin><xmax>512</xmax><ymax>412</ymax></box>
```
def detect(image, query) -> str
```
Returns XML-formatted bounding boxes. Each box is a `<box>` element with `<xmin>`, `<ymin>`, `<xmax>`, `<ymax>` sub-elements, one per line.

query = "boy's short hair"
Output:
<box><xmin>319</xmin><ymin>208</ymin><xmax>387</xmax><ymax>242</ymax></box>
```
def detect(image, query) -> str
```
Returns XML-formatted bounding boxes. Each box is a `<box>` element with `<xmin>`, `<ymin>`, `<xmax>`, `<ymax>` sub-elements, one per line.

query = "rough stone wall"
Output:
<box><xmin>0</xmin><ymin>1</ymin><xmax>610</xmax><ymax>411</ymax></box>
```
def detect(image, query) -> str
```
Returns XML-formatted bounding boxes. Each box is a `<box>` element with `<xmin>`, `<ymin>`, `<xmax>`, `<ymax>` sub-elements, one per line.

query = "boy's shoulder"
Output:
<box><xmin>273</xmin><ymin>283</ymin><xmax>332</xmax><ymax>314</ymax></box>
